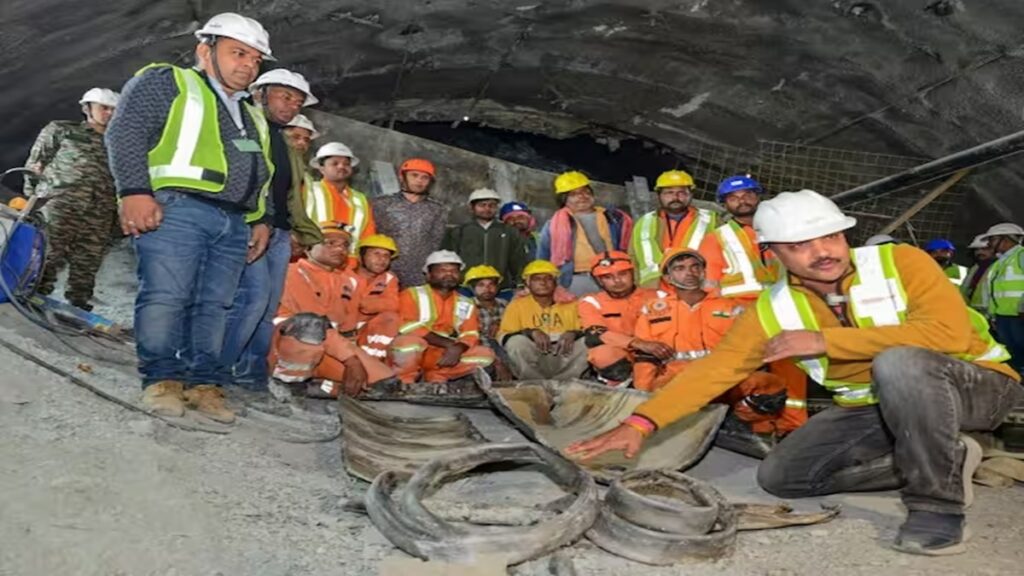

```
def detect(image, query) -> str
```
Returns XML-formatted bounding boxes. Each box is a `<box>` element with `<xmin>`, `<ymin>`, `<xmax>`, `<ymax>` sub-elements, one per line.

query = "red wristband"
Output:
<box><xmin>623</xmin><ymin>415</ymin><xmax>656</xmax><ymax>436</ymax></box>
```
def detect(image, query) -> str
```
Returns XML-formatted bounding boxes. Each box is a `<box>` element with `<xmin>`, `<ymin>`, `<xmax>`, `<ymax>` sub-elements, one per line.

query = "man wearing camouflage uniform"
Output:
<box><xmin>24</xmin><ymin>88</ymin><xmax>119</xmax><ymax>311</ymax></box>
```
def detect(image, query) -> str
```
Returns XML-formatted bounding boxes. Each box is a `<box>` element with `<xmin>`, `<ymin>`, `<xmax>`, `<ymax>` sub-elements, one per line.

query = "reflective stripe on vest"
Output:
<box><xmin>398</xmin><ymin>286</ymin><xmax>476</xmax><ymax>337</ymax></box>
<box><xmin>304</xmin><ymin>181</ymin><xmax>371</xmax><ymax>255</ymax></box>
<box><xmin>141</xmin><ymin>64</ymin><xmax>273</xmax><ymax>223</ymax></box>
<box><xmin>945</xmin><ymin>265</ymin><xmax>968</xmax><ymax>286</ymax></box>
<box><xmin>756</xmin><ymin>244</ymin><xmax>1009</xmax><ymax>407</ymax></box>
<box><xmin>987</xmin><ymin>245</ymin><xmax>1024</xmax><ymax>317</ymax></box>
<box><xmin>716</xmin><ymin>221</ymin><xmax>771</xmax><ymax>297</ymax></box>
<box><xmin>633</xmin><ymin>209</ymin><xmax>714</xmax><ymax>286</ymax></box>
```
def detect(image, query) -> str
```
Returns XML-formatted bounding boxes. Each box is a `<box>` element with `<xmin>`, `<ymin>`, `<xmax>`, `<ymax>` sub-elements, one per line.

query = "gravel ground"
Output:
<box><xmin>3</xmin><ymin>241</ymin><xmax>1023</xmax><ymax>575</ymax></box>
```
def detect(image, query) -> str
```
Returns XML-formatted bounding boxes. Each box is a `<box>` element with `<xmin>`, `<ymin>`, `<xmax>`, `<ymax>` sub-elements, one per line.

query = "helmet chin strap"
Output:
<box><xmin>206</xmin><ymin>37</ymin><xmax>239</xmax><ymax>93</ymax></box>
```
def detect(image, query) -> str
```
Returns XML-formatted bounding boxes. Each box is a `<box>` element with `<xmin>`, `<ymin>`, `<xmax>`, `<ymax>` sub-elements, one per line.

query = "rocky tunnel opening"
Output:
<box><xmin>390</xmin><ymin>120</ymin><xmax>690</xmax><ymax>186</ymax></box>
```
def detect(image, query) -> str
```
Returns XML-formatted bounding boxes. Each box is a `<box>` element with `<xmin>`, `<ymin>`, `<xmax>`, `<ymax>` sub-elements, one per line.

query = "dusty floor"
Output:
<box><xmin>1</xmin><ymin>242</ymin><xmax>1023</xmax><ymax>575</ymax></box>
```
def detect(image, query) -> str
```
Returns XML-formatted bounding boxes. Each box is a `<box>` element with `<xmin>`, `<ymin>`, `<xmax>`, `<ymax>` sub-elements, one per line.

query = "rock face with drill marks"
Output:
<box><xmin>3</xmin><ymin>1</ymin><xmax>1024</xmax><ymax>231</ymax></box>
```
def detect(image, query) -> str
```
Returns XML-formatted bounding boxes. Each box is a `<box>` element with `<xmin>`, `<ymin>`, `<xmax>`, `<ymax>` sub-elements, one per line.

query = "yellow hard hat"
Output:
<box><xmin>359</xmin><ymin>234</ymin><xmax>398</xmax><ymax>257</ymax></box>
<box><xmin>522</xmin><ymin>259</ymin><xmax>561</xmax><ymax>279</ymax></box>
<box><xmin>7</xmin><ymin>197</ymin><xmax>28</xmax><ymax>211</ymax></box>
<box><xmin>463</xmin><ymin>265</ymin><xmax>502</xmax><ymax>286</ymax></box>
<box><xmin>655</xmin><ymin>170</ymin><xmax>694</xmax><ymax>189</ymax></box>
<box><xmin>554</xmin><ymin>171</ymin><xmax>591</xmax><ymax>195</ymax></box>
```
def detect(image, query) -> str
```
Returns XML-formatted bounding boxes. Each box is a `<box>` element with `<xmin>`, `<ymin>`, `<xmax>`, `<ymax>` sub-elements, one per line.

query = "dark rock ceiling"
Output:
<box><xmin>2</xmin><ymin>0</ymin><xmax>1024</xmax><ymax>229</ymax></box>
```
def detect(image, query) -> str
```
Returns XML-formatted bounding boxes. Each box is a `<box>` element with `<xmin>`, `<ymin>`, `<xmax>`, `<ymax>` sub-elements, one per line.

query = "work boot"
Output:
<box><xmin>183</xmin><ymin>385</ymin><xmax>236</xmax><ymax>424</ymax></box>
<box><xmin>892</xmin><ymin>510</ymin><xmax>966</xmax><ymax>556</ymax></box>
<box><xmin>960</xmin><ymin>434</ymin><xmax>983</xmax><ymax>508</ymax></box>
<box><xmin>141</xmin><ymin>380</ymin><xmax>186</xmax><ymax>418</ymax></box>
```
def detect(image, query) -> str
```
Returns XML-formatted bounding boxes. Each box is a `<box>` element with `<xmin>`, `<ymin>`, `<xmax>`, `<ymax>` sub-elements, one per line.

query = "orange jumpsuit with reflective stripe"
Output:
<box><xmin>353</xmin><ymin>269</ymin><xmax>401</xmax><ymax>361</ymax></box>
<box><xmin>392</xmin><ymin>286</ymin><xmax>495</xmax><ymax>383</ymax></box>
<box><xmin>578</xmin><ymin>288</ymin><xmax>657</xmax><ymax>375</ymax></box>
<box><xmin>270</xmin><ymin>259</ymin><xmax>394</xmax><ymax>396</ymax></box>
<box><xmin>633</xmin><ymin>292</ymin><xmax>807</xmax><ymax>434</ymax></box>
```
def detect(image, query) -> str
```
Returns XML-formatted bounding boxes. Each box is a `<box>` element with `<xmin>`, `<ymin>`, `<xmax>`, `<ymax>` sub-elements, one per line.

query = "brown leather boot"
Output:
<box><xmin>183</xmin><ymin>385</ymin><xmax>236</xmax><ymax>424</ymax></box>
<box><xmin>141</xmin><ymin>380</ymin><xmax>186</xmax><ymax>417</ymax></box>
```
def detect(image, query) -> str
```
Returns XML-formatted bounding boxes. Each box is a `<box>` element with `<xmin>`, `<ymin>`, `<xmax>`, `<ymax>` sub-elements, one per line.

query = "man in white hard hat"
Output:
<box><xmin>391</xmin><ymin>250</ymin><xmax>495</xmax><ymax>384</ymax></box>
<box><xmin>305</xmin><ymin>142</ymin><xmax>376</xmax><ymax>267</ymax></box>
<box><xmin>568</xmin><ymin>189</ymin><xmax>1021</xmax><ymax>556</ymax></box>
<box><xmin>105</xmin><ymin>13</ymin><xmax>277</xmax><ymax>423</ymax></box>
<box><xmin>977</xmin><ymin>222</ymin><xmax>1024</xmax><ymax>370</ymax></box>
<box><xmin>23</xmin><ymin>88</ymin><xmax>119</xmax><ymax>311</ymax></box>
<box><xmin>442</xmin><ymin>188</ymin><xmax>527</xmax><ymax>295</ymax></box>
<box><xmin>221</xmin><ymin>68</ymin><xmax>323</xmax><ymax>390</ymax></box>
<box><xmin>961</xmin><ymin>233</ymin><xmax>995</xmax><ymax>312</ymax></box>
<box><xmin>283</xmin><ymin>114</ymin><xmax>319</xmax><ymax>154</ymax></box>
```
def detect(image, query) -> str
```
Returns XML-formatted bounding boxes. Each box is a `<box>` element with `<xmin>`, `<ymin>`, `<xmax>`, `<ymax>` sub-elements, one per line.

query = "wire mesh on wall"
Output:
<box><xmin>684</xmin><ymin>140</ymin><xmax>969</xmax><ymax>246</ymax></box>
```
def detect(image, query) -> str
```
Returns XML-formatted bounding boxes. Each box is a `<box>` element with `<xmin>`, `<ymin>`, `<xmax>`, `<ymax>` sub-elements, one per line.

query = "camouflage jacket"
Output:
<box><xmin>24</xmin><ymin>121</ymin><xmax>114</xmax><ymax>198</ymax></box>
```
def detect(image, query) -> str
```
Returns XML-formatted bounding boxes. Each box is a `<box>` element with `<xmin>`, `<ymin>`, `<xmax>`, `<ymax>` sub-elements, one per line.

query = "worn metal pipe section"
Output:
<box><xmin>831</xmin><ymin>128</ymin><xmax>1024</xmax><ymax>205</ymax></box>
<box><xmin>365</xmin><ymin>443</ymin><xmax>599</xmax><ymax>565</ymax></box>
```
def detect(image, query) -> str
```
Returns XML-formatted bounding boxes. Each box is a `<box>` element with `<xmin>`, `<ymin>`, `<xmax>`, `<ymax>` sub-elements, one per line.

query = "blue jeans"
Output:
<box><xmin>133</xmin><ymin>191</ymin><xmax>249</xmax><ymax>388</ymax></box>
<box><xmin>221</xmin><ymin>228</ymin><xmax>291</xmax><ymax>389</ymax></box>
<box><xmin>995</xmin><ymin>315</ymin><xmax>1024</xmax><ymax>372</ymax></box>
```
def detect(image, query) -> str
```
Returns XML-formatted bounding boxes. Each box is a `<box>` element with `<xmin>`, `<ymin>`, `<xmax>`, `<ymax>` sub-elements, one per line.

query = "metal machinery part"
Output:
<box><xmin>364</xmin><ymin>443</ymin><xmax>599</xmax><ymax>565</ymax></box>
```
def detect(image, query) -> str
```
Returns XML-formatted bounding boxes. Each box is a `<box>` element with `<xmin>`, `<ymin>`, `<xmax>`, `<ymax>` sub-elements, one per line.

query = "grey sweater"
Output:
<box><xmin>105</xmin><ymin>66</ymin><xmax>271</xmax><ymax>216</ymax></box>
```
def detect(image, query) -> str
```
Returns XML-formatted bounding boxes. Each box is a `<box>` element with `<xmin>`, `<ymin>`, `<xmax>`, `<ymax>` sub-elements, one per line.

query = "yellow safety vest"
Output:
<box><xmin>303</xmin><ymin>181</ymin><xmax>371</xmax><ymax>255</ymax></box>
<box><xmin>757</xmin><ymin>244</ymin><xmax>1010</xmax><ymax>407</ymax></box>
<box><xmin>140</xmin><ymin>64</ymin><xmax>274</xmax><ymax>223</ymax></box>
<box><xmin>714</xmin><ymin>220</ymin><xmax>778</xmax><ymax>298</ymax></box>
<box><xmin>632</xmin><ymin>209</ymin><xmax>716</xmax><ymax>287</ymax></box>
<box><xmin>987</xmin><ymin>245</ymin><xmax>1024</xmax><ymax>317</ymax></box>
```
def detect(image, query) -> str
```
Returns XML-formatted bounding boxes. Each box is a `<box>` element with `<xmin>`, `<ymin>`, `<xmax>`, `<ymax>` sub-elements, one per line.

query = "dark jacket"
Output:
<box><xmin>443</xmin><ymin>220</ymin><xmax>528</xmax><ymax>290</ymax></box>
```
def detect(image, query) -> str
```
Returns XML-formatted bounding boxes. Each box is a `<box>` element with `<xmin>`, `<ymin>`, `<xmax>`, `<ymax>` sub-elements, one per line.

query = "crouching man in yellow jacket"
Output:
<box><xmin>568</xmin><ymin>189</ymin><xmax>1022</xmax><ymax>557</ymax></box>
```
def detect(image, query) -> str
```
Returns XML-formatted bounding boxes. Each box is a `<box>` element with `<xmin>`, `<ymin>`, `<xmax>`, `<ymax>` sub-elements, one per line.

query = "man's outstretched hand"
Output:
<box><xmin>565</xmin><ymin>424</ymin><xmax>645</xmax><ymax>461</ymax></box>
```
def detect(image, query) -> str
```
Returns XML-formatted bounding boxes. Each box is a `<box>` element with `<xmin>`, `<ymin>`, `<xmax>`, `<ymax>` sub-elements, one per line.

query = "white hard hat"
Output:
<box><xmin>250</xmin><ymin>69</ymin><xmax>318</xmax><ymax>106</ymax></box>
<box><xmin>79</xmin><ymin>88</ymin><xmax>119</xmax><ymax>107</ymax></box>
<box><xmin>754</xmin><ymin>189</ymin><xmax>857</xmax><ymax>243</ymax></box>
<box><xmin>423</xmin><ymin>250</ymin><xmax>465</xmax><ymax>273</ymax></box>
<box><xmin>312</xmin><ymin>142</ymin><xmax>359</xmax><ymax>168</ymax></box>
<box><xmin>285</xmin><ymin>114</ymin><xmax>320</xmax><ymax>139</ymax></box>
<box><xmin>468</xmin><ymin>188</ymin><xmax>501</xmax><ymax>203</ymax></box>
<box><xmin>864</xmin><ymin>234</ymin><xmax>896</xmax><ymax>246</ymax></box>
<box><xmin>968</xmin><ymin>234</ymin><xmax>989</xmax><ymax>249</ymax></box>
<box><xmin>978</xmin><ymin>222</ymin><xmax>1024</xmax><ymax>240</ymax></box>
<box><xmin>195</xmin><ymin>12</ymin><xmax>275</xmax><ymax>61</ymax></box>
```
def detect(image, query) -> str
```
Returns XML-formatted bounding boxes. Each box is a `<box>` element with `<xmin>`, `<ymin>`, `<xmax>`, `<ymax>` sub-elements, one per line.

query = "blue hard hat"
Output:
<box><xmin>924</xmin><ymin>238</ymin><xmax>955</xmax><ymax>252</ymax></box>
<box><xmin>499</xmin><ymin>201</ymin><xmax>531</xmax><ymax>220</ymax></box>
<box><xmin>716</xmin><ymin>174</ymin><xmax>762</xmax><ymax>202</ymax></box>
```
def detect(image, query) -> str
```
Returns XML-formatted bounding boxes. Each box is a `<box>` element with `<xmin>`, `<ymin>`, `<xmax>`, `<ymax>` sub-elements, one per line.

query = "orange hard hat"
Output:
<box><xmin>7</xmin><ymin>197</ymin><xmax>28</xmax><ymax>211</ymax></box>
<box><xmin>399</xmin><ymin>158</ymin><xmax>436</xmax><ymax>178</ymax></box>
<box><xmin>590</xmin><ymin>250</ymin><xmax>634</xmax><ymax>276</ymax></box>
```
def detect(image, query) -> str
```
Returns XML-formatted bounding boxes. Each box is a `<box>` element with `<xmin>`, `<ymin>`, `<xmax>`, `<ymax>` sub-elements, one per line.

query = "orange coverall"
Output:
<box><xmin>391</xmin><ymin>287</ymin><xmax>495</xmax><ymax>383</ymax></box>
<box><xmin>633</xmin><ymin>292</ymin><xmax>807</xmax><ymax>434</ymax></box>
<box><xmin>578</xmin><ymin>288</ymin><xmax>657</xmax><ymax>381</ymax></box>
<box><xmin>353</xmin><ymin>268</ymin><xmax>401</xmax><ymax>361</ymax></box>
<box><xmin>270</xmin><ymin>259</ymin><xmax>395</xmax><ymax>397</ymax></box>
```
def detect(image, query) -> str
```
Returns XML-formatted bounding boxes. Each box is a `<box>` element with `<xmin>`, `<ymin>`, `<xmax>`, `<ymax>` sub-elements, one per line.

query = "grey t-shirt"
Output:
<box><xmin>575</xmin><ymin>211</ymin><xmax>608</xmax><ymax>254</ymax></box>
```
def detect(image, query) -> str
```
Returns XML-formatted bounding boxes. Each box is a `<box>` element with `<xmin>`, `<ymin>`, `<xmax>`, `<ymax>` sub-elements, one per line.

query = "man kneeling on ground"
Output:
<box><xmin>464</xmin><ymin>264</ymin><xmax>515</xmax><ymax>381</ymax></box>
<box><xmin>499</xmin><ymin>260</ymin><xmax>589</xmax><ymax>380</ymax></box>
<box><xmin>578</xmin><ymin>250</ymin><xmax>656</xmax><ymax>386</ymax></box>
<box><xmin>569</xmin><ymin>190</ymin><xmax>1022</xmax><ymax>556</ymax></box>
<box><xmin>270</xmin><ymin>221</ymin><xmax>395</xmax><ymax>398</ymax></box>
<box><xmin>391</xmin><ymin>251</ymin><xmax>495</xmax><ymax>384</ymax></box>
